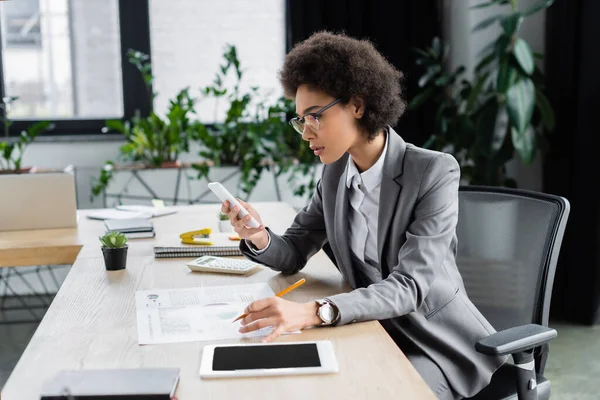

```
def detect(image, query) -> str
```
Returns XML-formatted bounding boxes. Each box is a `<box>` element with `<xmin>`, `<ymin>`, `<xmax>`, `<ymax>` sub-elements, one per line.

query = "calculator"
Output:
<box><xmin>186</xmin><ymin>256</ymin><xmax>261</xmax><ymax>275</ymax></box>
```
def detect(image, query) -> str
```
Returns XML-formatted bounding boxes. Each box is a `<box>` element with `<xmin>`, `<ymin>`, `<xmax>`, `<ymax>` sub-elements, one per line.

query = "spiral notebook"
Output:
<box><xmin>154</xmin><ymin>245</ymin><xmax>243</xmax><ymax>258</ymax></box>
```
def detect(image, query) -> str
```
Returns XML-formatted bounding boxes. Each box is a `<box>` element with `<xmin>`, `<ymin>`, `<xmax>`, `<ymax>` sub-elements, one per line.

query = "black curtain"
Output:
<box><xmin>285</xmin><ymin>0</ymin><xmax>441</xmax><ymax>146</ymax></box>
<box><xmin>544</xmin><ymin>0</ymin><xmax>600</xmax><ymax>324</ymax></box>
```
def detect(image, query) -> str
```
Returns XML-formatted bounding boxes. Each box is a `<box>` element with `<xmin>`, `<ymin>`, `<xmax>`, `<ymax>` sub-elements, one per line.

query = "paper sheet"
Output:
<box><xmin>117</xmin><ymin>205</ymin><xmax>177</xmax><ymax>217</ymax></box>
<box><xmin>86</xmin><ymin>208</ymin><xmax>153</xmax><ymax>220</ymax></box>
<box><xmin>135</xmin><ymin>283</ymin><xmax>290</xmax><ymax>345</ymax></box>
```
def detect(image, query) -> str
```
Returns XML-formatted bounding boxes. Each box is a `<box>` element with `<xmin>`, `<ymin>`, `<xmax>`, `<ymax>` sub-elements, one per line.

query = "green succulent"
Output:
<box><xmin>99</xmin><ymin>231</ymin><xmax>128</xmax><ymax>248</ymax></box>
<box><xmin>218</xmin><ymin>211</ymin><xmax>230</xmax><ymax>221</ymax></box>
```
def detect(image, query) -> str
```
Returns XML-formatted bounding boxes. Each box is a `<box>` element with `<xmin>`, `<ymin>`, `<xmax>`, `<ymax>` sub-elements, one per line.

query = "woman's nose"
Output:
<box><xmin>301</xmin><ymin>126</ymin><xmax>315</xmax><ymax>141</ymax></box>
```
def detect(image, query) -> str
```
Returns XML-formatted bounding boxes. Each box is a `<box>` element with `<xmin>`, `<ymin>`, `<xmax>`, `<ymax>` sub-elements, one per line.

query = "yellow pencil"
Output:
<box><xmin>232</xmin><ymin>278</ymin><xmax>306</xmax><ymax>323</ymax></box>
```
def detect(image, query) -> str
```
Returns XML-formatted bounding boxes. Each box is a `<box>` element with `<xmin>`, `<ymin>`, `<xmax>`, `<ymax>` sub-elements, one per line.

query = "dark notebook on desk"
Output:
<box><xmin>154</xmin><ymin>245</ymin><xmax>243</xmax><ymax>258</ymax></box>
<box><xmin>104</xmin><ymin>218</ymin><xmax>155</xmax><ymax>239</ymax></box>
<box><xmin>40</xmin><ymin>368</ymin><xmax>179</xmax><ymax>399</ymax></box>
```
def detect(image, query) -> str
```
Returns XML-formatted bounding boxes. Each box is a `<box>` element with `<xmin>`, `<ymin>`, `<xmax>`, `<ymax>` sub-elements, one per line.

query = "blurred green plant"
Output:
<box><xmin>0</xmin><ymin>96</ymin><xmax>53</xmax><ymax>172</ymax></box>
<box><xmin>193</xmin><ymin>45</ymin><xmax>273</xmax><ymax>196</ymax></box>
<box><xmin>99</xmin><ymin>231</ymin><xmax>128</xmax><ymax>248</ymax></box>
<box><xmin>409</xmin><ymin>0</ymin><xmax>555</xmax><ymax>186</ymax></box>
<box><xmin>92</xmin><ymin>50</ymin><xmax>198</xmax><ymax>197</ymax></box>
<box><xmin>194</xmin><ymin>45</ymin><xmax>317</xmax><ymax>198</ymax></box>
<box><xmin>269</xmin><ymin>96</ymin><xmax>319</xmax><ymax>197</ymax></box>
<box><xmin>91</xmin><ymin>46</ymin><xmax>319</xmax><ymax>201</ymax></box>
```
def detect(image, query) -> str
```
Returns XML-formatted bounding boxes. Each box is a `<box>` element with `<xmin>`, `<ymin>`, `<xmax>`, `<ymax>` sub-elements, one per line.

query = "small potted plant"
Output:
<box><xmin>218</xmin><ymin>211</ymin><xmax>232</xmax><ymax>233</ymax></box>
<box><xmin>99</xmin><ymin>231</ymin><xmax>129</xmax><ymax>270</ymax></box>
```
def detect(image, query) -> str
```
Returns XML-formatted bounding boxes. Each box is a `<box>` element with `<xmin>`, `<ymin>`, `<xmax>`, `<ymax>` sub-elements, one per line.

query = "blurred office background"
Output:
<box><xmin>0</xmin><ymin>0</ymin><xmax>598</xmax><ymax>397</ymax></box>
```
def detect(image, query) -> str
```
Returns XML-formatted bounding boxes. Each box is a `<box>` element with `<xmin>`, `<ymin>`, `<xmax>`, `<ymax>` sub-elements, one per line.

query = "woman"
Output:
<box><xmin>222</xmin><ymin>32</ymin><xmax>505</xmax><ymax>399</ymax></box>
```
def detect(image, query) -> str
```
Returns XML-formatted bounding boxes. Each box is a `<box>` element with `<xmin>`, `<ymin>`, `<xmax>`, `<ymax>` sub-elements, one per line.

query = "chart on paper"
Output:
<box><xmin>135</xmin><ymin>283</ymin><xmax>294</xmax><ymax>345</ymax></box>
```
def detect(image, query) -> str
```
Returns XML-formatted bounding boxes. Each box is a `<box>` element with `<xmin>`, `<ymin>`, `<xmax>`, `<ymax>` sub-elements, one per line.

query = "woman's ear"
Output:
<box><xmin>351</xmin><ymin>97</ymin><xmax>365</xmax><ymax>119</ymax></box>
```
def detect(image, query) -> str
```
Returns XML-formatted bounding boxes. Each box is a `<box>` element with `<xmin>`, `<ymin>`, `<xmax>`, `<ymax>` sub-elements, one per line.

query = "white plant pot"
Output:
<box><xmin>219</xmin><ymin>220</ymin><xmax>233</xmax><ymax>233</ymax></box>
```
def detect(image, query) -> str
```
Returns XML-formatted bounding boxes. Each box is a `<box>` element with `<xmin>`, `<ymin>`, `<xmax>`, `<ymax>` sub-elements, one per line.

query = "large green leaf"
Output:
<box><xmin>491</xmin><ymin>110</ymin><xmax>509</xmax><ymax>152</ymax></box>
<box><xmin>511</xmin><ymin>126</ymin><xmax>536</xmax><ymax>163</ymax></box>
<box><xmin>2</xmin><ymin>142</ymin><xmax>14</xmax><ymax>160</ymax></box>
<box><xmin>413</xmin><ymin>47</ymin><xmax>434</xmax><ymax>59</ymax></box>
<box><xmin>475</xmin><ymin>97</ymin><xmax>501</xmax><ymax>157</ymax></box>
<box><xmin>470</xmin><ymin>1</ymin><xmax>498</xmax><ymax>9</ymax></box>
<box><xmin>418</xmin><ymin>65</ymin><xmax>442</xmax><ymax>87</ymax></box>
<box><xmin>522</xmin><ymin>0</ymin><xmax>556</xmax><ymax>16</ymax></box>
<box><xmin>408</xmin><ymin>86</ymin><xmax>435</xmax><ymax>109</ymax></box>
<box><xmin>496</xmin><ymin>60</ymin><xmax>518</xmax><ymax>93</ymax></box>
<box><xmin>473</xmin><ymin>15</ymin><xmax>502</xmax><ymax>32</ymax></box>
<box><xmin>26</xmin><ymin>121</ymin><xmax>52</xmax><ymax>139</ymax></box>
<box><xmin>476</xmin><ymin>97</ymin><xmax>508</xmax><ymax>155</ymax></box>
<box><xmin>494</xmin><ymin>35</ymin><xmax>511</xmax><ymax>57</ymax></box>
<box><xmin>501</xmin><ymin>13</ymin><xmax>523</xmax><ymax>36</ymax></box>
<box><xmin>506</xmin><ymin>77</ymin><xmax>535</xmax><ymax>135</ymax></box>
<box><xmin>422</xmin><ymin>135</ymin><xmax>438</xmax><ymax>149</ymax></box>
<box><xmin>535</xmin><ymin>88</ymin><xmax>555</xmax><ymax>131</ymax></box>
<box><xmin>513</xmin><ymin>38</ymin><xmax>535</xmax><ymax>75</ymax></box>
<box><xmin>105</xmin><ymin>119</ymin><xmax>126</xmax><ymax>134</ymax></box>
<box><xmin>475</xmin><ymin>52</ymin><xmax>496</xmax><ymax>74</ymax></box>
<box><xmin>466</xmin><ymin>72</ymin><xmax>489</xmax><ymax>113</ymax></box>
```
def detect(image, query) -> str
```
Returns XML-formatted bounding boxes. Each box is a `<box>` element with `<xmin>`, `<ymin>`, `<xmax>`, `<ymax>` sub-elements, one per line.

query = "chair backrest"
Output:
<box><xmin>456</xmin><ymin>186</ymin><xmax>570</xmax><ymax>333</ymax></box>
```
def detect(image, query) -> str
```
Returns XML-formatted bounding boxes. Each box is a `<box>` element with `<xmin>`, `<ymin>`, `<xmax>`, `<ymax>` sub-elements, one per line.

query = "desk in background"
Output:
<box><xmin>1</xmin><ymin>202</ymin><xmax>435</xmax><ymax>399</ymax></box>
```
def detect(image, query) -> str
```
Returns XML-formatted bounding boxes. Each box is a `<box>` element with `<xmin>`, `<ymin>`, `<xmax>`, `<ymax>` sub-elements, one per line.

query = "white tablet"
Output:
<box><xmin>199</xmin><ymin>340</ymin><xmax>339</xmax><ymax>378</ymax></box>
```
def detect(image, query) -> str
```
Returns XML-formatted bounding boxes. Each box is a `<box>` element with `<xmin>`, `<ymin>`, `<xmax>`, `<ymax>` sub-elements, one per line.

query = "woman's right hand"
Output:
<box><xmin>221</xmin><ymin>199</ymin><xmax>269</xmax><ymax>250</ymax></box>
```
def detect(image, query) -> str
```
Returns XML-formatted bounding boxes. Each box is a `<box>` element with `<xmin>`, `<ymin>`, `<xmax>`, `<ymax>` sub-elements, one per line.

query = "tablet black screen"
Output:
<box><xmin>212</xmin><ymin>343</ymin><xmax>321</xmax><ymax>371</ymax></box>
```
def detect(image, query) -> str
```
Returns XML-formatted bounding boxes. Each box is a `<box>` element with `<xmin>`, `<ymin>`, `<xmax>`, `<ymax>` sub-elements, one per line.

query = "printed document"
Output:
<box><xmin>135</xmin><ymin>283</ymin><xmax>291</xmax><ymax>344</ymax></box>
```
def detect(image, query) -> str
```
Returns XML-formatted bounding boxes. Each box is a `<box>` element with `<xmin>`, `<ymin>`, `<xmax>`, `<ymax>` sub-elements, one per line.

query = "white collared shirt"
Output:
<box><xmin>345</xmin><ymin>133</ymin><xmax>388</xmax><ymax>282</ymax></box>
<box><xmin>248</xmin><ymin>134</ymin><xmax>388</xmax><ymax>283</ymax></box>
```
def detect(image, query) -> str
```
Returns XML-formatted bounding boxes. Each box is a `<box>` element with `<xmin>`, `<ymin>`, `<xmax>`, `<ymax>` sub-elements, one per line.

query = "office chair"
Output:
<box><xmin>456</xmin><ymin>186</ymin><xmax>570</xmax><ymax>400</ymax></box>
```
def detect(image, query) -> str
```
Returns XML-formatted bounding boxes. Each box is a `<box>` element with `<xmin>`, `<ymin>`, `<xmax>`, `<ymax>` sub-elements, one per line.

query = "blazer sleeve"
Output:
<box><xmin>328</xmin><ymin>153</ymin><xmax>460</xmax><ymax>325</ymax></box>
<box><xmin>240</xmin><ymin>178</ymin><xmax>328</xmax><ymax>275</ymax></box>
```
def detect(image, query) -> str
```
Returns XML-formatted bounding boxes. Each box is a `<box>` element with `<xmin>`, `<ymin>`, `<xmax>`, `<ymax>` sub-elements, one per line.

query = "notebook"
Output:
<box><xmin>154</xmin><ymin>245</ymin><xmax>243</xmax><ymax>258</ymax></box>
<box><xmin>105</xmin><ymin>218</ymin><xmax>155</xmax><ymax>239</ymax></box>
<box><xmin>104</xmin><ymin>218</ymin><xmax>154</xmax><ymax>233</ymax></box>
<box><xmin>40</xmin><ymin>368</ymin><xmax>179</xmax><ymax>399</ymax></box>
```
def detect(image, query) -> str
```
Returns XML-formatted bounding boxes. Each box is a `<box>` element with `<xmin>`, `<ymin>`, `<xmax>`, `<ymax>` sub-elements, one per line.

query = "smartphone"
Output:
<box><xmin>208</xmin><ymin>182</ymin><xmax>260</xmax><ymax>228</ymax></box>
<box><xmin>199</xmin><ymin>341</ymin><xmax>339</xmax><ymax>378</ymax></box>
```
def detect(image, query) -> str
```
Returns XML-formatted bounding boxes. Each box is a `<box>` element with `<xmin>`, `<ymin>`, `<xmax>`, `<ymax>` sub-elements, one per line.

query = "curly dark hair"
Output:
<box><xmin>279</xmin><ymin>31</ymin><xmax>406</xmax><ymax>140</ymax></box>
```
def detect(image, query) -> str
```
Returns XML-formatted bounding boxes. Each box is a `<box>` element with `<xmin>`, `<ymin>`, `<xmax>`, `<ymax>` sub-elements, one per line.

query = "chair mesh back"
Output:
<box><xmin>456</xmin><ymin>189</ymin><xmax>561</xmax><ymax>332</ymax></box>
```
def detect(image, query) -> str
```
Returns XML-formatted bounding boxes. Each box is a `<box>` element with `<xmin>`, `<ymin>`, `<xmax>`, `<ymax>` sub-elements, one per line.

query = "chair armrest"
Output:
<box><xmin>475</xmin><ymin>324</ymin><xmax>557</xmax><ymax>356</ymax></box>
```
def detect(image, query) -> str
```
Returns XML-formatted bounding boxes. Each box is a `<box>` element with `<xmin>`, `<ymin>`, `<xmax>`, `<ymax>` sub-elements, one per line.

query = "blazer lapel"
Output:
<box><xmin>334</xmin><ymin>165</ymin><xmax>357</xmax><ymax>288</ymax></box>
<box><xmin>377</xmin><ymin>128</ymin><xmax>406</xmax><ymax>277</ymax></box>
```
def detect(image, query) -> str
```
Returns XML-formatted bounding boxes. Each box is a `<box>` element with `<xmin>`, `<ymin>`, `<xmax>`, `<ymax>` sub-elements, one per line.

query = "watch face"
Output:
<box><xmin>320</xmin><ymin>304</ymin><xmax>334</xmax><ymax>323</ymax></box>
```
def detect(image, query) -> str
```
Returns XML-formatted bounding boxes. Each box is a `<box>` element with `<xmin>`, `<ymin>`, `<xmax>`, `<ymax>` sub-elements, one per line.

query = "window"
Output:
<box><xmin>149</xmin><ymin>0</ymin><xmax>286</xmax><ymax>122</ymax></box>
<box><xmin>0</xmin><ymin>0</ymin><xmax>286</xmax><ymax>135</ymax></box>
<box><xmin>0</xmin><ymin>0</ymin><xmax>123</xmax><ymax>119</ymax></box>
<box><xmin>0</xmin><ymin>0</ymin><xmax>150</xmax><ymax>136</ymax></box>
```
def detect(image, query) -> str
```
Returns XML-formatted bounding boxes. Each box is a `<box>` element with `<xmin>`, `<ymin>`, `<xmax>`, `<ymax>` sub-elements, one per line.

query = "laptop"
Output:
<box><xmin>0</xmin><ymin>172</ymin><xmax>78</xmax><ymax>231</ymax></box>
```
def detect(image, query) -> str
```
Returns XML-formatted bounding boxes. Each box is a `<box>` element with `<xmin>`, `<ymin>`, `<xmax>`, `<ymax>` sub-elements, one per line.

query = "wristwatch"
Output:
<box><xmin>316</xmin><ymin>299</ymin><xmax>339</xmax><ymax>326</ymax></box>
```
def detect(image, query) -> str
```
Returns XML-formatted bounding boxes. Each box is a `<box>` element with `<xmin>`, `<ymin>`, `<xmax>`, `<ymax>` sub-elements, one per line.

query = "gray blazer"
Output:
<box><xmin>240</xmin><ymin>128</ymin><xmax>505</xmax><ymax>397</ymax></box>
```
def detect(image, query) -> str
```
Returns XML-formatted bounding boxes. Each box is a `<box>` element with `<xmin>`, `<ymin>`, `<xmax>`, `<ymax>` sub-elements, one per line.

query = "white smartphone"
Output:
<box><xmin>199</xmin><ymin>340</ymin><xmax>339</xmax><ymax>378</ymax></box>
<box><xmin>208</xmin><ymin>182</ymin><xmax>260</xmax><ymax>228</ymax></box>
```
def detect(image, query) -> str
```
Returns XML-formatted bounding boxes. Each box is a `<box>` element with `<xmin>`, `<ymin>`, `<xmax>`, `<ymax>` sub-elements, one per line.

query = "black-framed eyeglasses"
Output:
<box><xmin>288</xmin><ymin>98</ymin><xmax>342</xmax><ymax>135</ymax></box>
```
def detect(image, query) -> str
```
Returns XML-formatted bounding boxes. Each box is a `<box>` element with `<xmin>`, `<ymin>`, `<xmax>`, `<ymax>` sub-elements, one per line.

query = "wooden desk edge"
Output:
<box><xmin>0</xmin><ymin>244</ymin><xmax>82</xmax><ymax>268</ymax></box>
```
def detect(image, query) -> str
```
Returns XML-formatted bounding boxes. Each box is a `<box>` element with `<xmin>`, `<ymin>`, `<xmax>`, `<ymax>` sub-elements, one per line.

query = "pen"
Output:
<box><xmin>232</xmin><ymin>278</ymin><xmax>306</xmax><ymax>323</ymax></box>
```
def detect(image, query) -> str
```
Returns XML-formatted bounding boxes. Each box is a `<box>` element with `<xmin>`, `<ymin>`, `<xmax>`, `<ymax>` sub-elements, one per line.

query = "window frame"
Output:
<box><xmin>0</xmin><ymin>0</ymin><xmax>152</xmax><ymax>137</ymax></box>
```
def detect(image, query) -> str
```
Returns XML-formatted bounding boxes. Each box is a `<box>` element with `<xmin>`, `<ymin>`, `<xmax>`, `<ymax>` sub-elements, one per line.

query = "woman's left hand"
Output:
<box><xmin>239</xmin><ymin>297</ymin><xmax>322</xmax><ymax>342</ymax></box>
